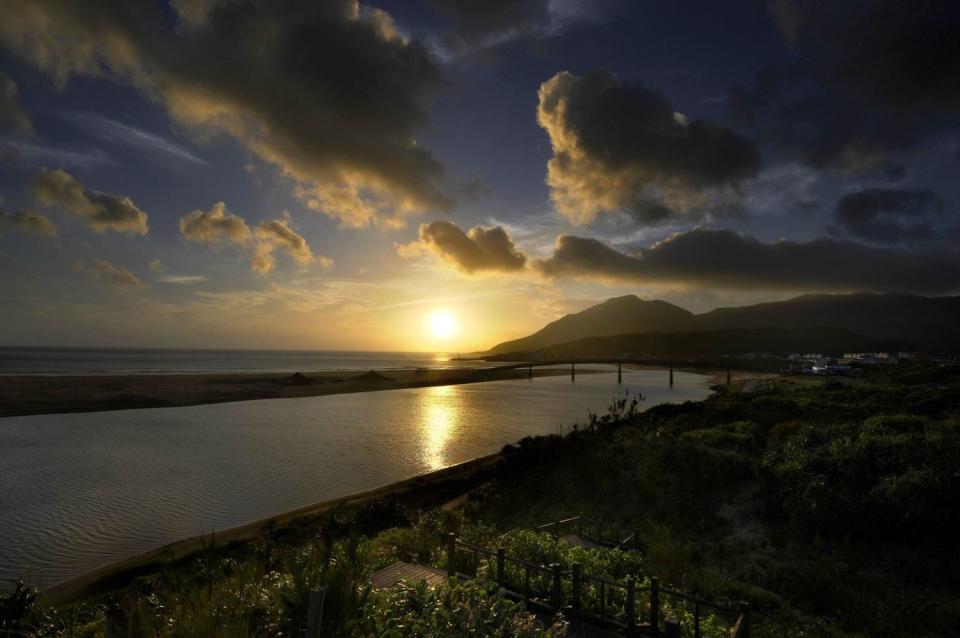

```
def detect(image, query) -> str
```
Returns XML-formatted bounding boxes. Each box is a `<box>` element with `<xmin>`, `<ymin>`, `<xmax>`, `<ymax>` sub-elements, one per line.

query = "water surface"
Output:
<box><xmin>0</xmin><ymin>368</ymin><xmax>710</xmax><ymax>586</ymax></box>
<box><xmin>0</xmin><ymin>347</ymin><xmax>475</xmax><ymax>376</ymax></box>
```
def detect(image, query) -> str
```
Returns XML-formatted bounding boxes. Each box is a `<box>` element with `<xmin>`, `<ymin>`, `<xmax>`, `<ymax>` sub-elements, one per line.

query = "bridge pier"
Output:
<box><xmin>571</xmin><ymin>362</ymin><xmax>575</xmax><ymax>381</ymax></box>
<box><xmin>669</xmin><ymin>366</ymin><xmax>674</xmax><ymax>387</ymax></box>
<box><xmin>617</xmin><ymin>361</ymin><xmax>622</xmax><ymax>384</ymax></box>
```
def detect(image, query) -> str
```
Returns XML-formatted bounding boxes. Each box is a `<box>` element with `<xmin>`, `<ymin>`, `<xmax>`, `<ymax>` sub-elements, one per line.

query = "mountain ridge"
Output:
<box><xmin>489</xmin><ymin>292</ymin><xmax>960</xmax><ymax>354</ymax></box>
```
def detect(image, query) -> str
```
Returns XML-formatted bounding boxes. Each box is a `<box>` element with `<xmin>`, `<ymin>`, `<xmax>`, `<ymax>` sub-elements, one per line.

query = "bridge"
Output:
<box><xmin>483</xmin><ymin>359</ymin><xmax>679</xmax><ymax>385</ymax></box>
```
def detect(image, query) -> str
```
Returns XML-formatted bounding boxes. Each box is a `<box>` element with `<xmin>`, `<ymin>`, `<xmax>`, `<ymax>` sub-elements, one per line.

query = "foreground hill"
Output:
<box><xmin>489</xmin><ymin>296</ymin><xmax>696</xmax><ymax>354</ymax></box>
<box><xmin>490</xmin><ymin>293</ymin><xmax>960</xmax><ymax>354</ymax></box>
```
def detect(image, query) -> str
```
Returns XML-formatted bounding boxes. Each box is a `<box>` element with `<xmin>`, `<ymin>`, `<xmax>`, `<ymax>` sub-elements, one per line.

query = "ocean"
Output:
<box><xmin>0</xmin><ymin>346</ymin><xmax>478</xmax><ymax>376</ymax></box>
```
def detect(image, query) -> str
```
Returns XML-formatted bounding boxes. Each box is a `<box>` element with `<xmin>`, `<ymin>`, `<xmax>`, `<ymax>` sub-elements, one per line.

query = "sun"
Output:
<box><xmin>426</xmin><ymin>310</ymin><xmax>457</xmax><ymax>340</ymax></box>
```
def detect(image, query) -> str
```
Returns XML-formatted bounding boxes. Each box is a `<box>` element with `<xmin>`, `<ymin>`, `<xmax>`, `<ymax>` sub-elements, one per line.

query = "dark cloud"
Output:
<box><xmin>535</xmin><ymin>227</ymin><xmax>960</xmax><ymax>294</ymax></box>
<box><xmin>730</xmin><ymin>1</ymin><xmax>960</xmax><ymax>172</ymax></box>
<box><xmin>31</xmin><ymin>168</ymin><xmax>149</xmax><ymax>235</ymax></box>
<box><xmin>538</xmin><ymin>70</ymin><xmax>760</xmax><ymax>225</ymax></box>
<box><xmin>0</xmin><ymin>69</ymin><xmax>30</xmax><ymax>131</ymax></box>
<box><xmin>397</xmin><ymin>220</ymin><xmax>527</xmax><ymax>273</ymax></box>
<box><xmin>0</xmin><ymin>0</ymin><xmax>452</xmax><ymax>227</ymax></box>
<box><xmin>832</xmin><ymin>188</ymin><xmax>943</xmax><ymax>243</ymax></box>
<box><xmin>179</xmin><ymin>202</ymin><xmax>252</xmax><ymax>245</ymax></box>
<box><xmin>0</xmin><ymin>209</ymin><xmax>57</xmax><ymax>236</ymax></box>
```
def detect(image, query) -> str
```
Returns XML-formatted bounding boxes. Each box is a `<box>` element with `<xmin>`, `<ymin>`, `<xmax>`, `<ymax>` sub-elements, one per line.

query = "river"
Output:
<box><xmin>0</xmin><ymin>367</ymin><xmax>711</xmax><ymax>586</ymax></box>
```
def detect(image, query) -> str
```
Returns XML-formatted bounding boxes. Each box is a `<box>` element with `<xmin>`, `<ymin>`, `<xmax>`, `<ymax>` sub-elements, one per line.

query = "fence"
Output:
<box><xmin>529</xmin><ymin>514</ymin><xmax>645</xmax><ymax>552</ymax></box>
<box><xmin>446</xmin><ymin>534</ymin><xmax>749</xmax><ymax>638</ymax></box>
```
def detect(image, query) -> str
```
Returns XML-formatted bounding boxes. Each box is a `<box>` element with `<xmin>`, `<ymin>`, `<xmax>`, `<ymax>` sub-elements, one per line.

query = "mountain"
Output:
<box><xmin>502</xmin><ymin>327</ymin><xmax>906</xmax><ymax>360</ymax></box>
<box><xmin>489</xmin><ymin>293</ymin><xmax>960</xmax><ymax>355</ymax></box>
<box><xmin>696</xmin><ymin>293</ymin><xmax>960</xmax><ymax>351</ymax></box>
<box><xmin>489</xmin><ymin>296</ymin><xmax>696</xmax><ymax>354</ymax></box>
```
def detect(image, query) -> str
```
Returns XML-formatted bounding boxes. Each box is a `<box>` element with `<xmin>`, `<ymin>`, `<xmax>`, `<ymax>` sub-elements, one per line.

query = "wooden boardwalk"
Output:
<box><xmin>560</xmin><ymin>533</ymin><xmax>601</xmax><ymax>549</ymax></box>
<box><xmin>368</xmin><ymin>561</ymin><xmax>448</xmax><ymax>589</ymax></box>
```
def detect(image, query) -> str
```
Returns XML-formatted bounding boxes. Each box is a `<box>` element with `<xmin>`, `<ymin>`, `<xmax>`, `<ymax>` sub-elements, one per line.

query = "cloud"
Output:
<box><xmin>420</xmin><ymin>0</ymin><xmax>617</xmax><ymax>55</ymax></box>
<box><xmin>157</xmin><ymin>274</ymin><xmax>207</xmax><ymax>284</ymax></box>
<box><xmin>0</xmin><ymin>69</ymin><xmax>30</xmax><ymax>131</ymax></box>
<box><xmin>62</xmin><ymin>111</ymin><xmax>207</xmax><ymax>165</ymax></box>
<box><xmin>180</xmin><ymin>202</ymin><xmax>330</xmax><ymax>274</ymax></box>
<box><xmin>31</xmin><ymin>168</ymin><xmax>149</xmax><ymax>234</ymax></box>
<box><xmin>729</xmin><ymin>1</ymin><xmax>960</xmax><ymax>172</ymax></box>
<box><xmin>0</xmin><ymin>0</ymin><xmax>452</xmax><ymax>228</ymax></box>
<box><xmin>535</xmin><ymin>227</ymin><xmax>960</xmax><ymax>294</ymax></box>
<box><xmin>397</xmin><ymin>220</ymin><xmax>527</xmax><ymax>273</ymax></box>
<box><xmin>0</xmin><ymin>209</ymin><xmax>58</xmax><ymax>236</ymax></box>
<box><xmin>75</xmin><ymin>259</ymin><xmax>146</xmax><ymax>288</ymax></box>
<box><xmin>0</xmin><ymin>140</ymin><xmax>112</xmax><ymax>169</ymax></box>
<box><xmin>538</xmin><ymin>70</ymin><xmax>760</xmax><ymax>225</ymax></box>
<box><xmin>179</xmin><ymin>201</ymin><xmax>252</xmax><ymax>245</ymax></box>
<box><xmin>251</xmin><ymin>218</ymin><xmax>329</xmax><ymax>274</ymax></box>
<box><xmin>832</xmin><ymin>188</ymin><xmax>943</xmax><ymax>243</ymax></box>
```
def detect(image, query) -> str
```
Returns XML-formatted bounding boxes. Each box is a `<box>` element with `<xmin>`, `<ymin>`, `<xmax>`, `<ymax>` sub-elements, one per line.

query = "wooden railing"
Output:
<box><xmin>529</xmin><ymin>514</ymin><xmax>645</xmax><ymax>552</ymax></box>
<box><xmin>446</xmin><ymin>534</ymin><xmax>750</xmax><ymax>638</ymax></box>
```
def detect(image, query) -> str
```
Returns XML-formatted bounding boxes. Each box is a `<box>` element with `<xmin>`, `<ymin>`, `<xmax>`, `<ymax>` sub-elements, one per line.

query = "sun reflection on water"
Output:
<box><xmin>419</xmin><ymin>384</ymin><xmax>459</xmax><ymax>470</ymax></box>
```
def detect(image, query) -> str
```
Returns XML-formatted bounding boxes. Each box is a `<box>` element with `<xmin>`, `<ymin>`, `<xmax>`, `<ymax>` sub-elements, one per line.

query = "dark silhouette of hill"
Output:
<box><xmin>695</xmin><ymin>293</ymin><xmax>960</xmax><ymax>351</ymax></box>
<box><xmin>489</xmin><ymin>293</ymin><xmax>960</xmax><ymax>355</ymax></box>
<box><xmin>489</xmin><ymin>296</ymin><xmax>695</xmax><ymax>354</ymax></box>
<box><xmin>492</xmin><ymin>327</ymin><xmax>904</xmax><ymax>360</ymax></box>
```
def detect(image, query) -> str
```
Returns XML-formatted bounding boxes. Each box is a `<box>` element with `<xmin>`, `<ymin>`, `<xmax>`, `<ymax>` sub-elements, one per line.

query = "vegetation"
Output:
<box><xmin>4</xmin><ymin>364</ymin><xmax>960</xmax><ymax>636</ymax></box>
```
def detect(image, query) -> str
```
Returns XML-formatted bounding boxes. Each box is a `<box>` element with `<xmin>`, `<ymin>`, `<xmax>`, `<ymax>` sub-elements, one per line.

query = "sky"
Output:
<box><xmin>0</xmin><ymin>0</ymin><xmax>959</xmax><ymax>352</ymax></box>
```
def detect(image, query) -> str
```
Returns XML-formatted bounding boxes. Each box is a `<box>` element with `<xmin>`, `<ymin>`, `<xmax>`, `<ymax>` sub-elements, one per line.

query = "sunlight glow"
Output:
<box><xmin>426</xmin><ymin>310</ymin><xmax>457</xmax><ymax>340</ymax></box>
<box><xmin>419</xmin><ymin>384</ymin><xmax>458</xmax><ymax>470</ymax></box>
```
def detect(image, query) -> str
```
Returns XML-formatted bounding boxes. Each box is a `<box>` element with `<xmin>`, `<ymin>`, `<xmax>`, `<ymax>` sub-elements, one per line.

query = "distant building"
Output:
<box><xmin>809</xmin><ymin>364</ymin><xmax>854</xmax><ymax>376</ymax></box>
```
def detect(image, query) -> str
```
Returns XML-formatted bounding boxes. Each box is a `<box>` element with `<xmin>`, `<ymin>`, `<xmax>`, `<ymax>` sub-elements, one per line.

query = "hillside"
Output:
<box><xmin>490</xmin><ymin>326</ymin><xmax>904</xmax><ymax>361</ymax></box>
<box><xmin>490</xmin><ymin>293</ymin><xmax>960</xmax><ymax>354</ymax></box>
<box><xmin>489</xmin><ymin>296</ymin><xmax>696</xmax><ymax>354</ymax></box>
<box><xmin>696</xmin><ymin>293</ymin><xmax>960</xmax><ymax>351</ymax></box>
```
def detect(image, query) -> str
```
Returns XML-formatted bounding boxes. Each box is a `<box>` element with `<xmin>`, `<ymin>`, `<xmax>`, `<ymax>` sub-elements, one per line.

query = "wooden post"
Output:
<box><xmin>572</xmin><ymin>563</ymin><xmax>582</xmax><ymax>614</ymax></box>
<box><xmin>726</xmin><ymin>368</ymin><xmax>731</xmax><ymax>386</ymax></box>
<box><xmin>618</xmin><ymin>361</ymin><xmax>622</xmax><ymax>383</ymax></box>
<box><xmin>577</xmin><ymin>515</ymin><xmax>583</xmax><ymax>538</ymax></box>
<box><xmin>571</xmin><ymin>362</ymin><xmax>575</xmax><ymax>380</ymax></box>
<box><xmin>554</xmin><ymin>518</ymin><xmax>561</xmax><ymax>539</ymax></box>
<box><xmin>737</xmin><ymin>601</ymin><xmax>751</xmax><ymax>638</ymax></box>
<box><xmin>625</xmin><ymin>576</ymin><xmax>637</xmax><ymax>638</ymax></box>
<box><xmin>694</xmin><ymin>600</ymin><xmax>701</xmax><ymax>638</ymax></box>
<box><xmin>528</xmin><ymin>364</ymin><xmax>532</xmax><ymax>379</ymax></box>
<box><xmin>664</xmin><ymin>618</ymin><xmax>681</xmax><ymax>638</ymax></box>
<box><xmin>669</xmin><ymin>367</ymin><xmax>674</xmax><ymax>386</ymax></box>
<box><xmin>551</xmin><ymin>563</ymin><xmax>562</xmax><ymax>610</ymax></box>
<box><xmin>496</xmin><ymin>547</ymin><xmax>505</xmax><ymax>587</ymax></box>
<box><xmin>649</xmin><ymin>577</ymin><xmax>660</xmax><ymax>636</ymax></box>
<box><xmin>306</xmin><ymin>586</ymin><xmax>326</xmax><ymax>637</ymax></box>
<box><xmin>446</xmin><ymin>533</ymin><xmax>456</xmax><ymax>578</ymax></box>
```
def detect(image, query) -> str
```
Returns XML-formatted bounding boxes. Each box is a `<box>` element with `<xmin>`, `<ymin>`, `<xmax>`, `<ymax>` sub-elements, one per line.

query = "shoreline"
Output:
<box><xmin>0</xmin><ymin>366</ymin><xmax>604</xmax><ymax>419</ymax></box>
<box><xmin>43</xmin><ymin>453</ymin><xmax>501</xmax><ymax>605</ymax></box>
